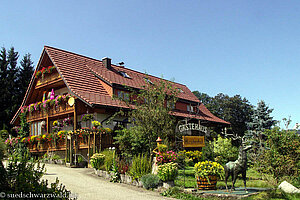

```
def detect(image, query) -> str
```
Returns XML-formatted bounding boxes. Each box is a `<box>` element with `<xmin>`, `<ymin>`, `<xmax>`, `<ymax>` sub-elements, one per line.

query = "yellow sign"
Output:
<box><xmin>182</xmin><ymin>136</ymin><xmax>205</xmax><ymax>148</ymax></box>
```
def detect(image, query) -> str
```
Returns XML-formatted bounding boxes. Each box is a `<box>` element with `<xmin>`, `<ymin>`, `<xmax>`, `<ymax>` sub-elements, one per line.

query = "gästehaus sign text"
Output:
<box><xmin>178</xmin><ymin>123</ymin><xmax>207</xmax><ymax>133</ymax></box>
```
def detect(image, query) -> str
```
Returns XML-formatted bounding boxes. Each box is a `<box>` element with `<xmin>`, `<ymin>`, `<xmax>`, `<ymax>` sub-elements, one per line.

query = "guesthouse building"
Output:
<box><xmin>10</xmin><ymin>46</ymin><xmax>229</xmax><ymax>165</ymax></box>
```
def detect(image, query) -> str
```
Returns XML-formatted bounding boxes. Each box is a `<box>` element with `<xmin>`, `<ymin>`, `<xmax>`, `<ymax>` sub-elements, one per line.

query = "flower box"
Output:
<box><xmin>196</xmin><ymin>175</ymin><xmax>217</xmax><ymax>190</ymax></box>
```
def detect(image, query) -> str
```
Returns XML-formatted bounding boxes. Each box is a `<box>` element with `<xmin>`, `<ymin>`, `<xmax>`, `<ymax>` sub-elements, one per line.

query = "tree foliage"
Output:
<box><xmin>212</xmin><ymin>135</ymin><xmax>239</xmax><ymax>165</ymax></box>
<box><xmin>0</xmin><ymin>47</ymin><xmax>34</xmax><ymax>134</ymax></box>
<box><xmin>246</xmin><ymin>100</ymin><xmax>276</xmax><ymax>159</ymax></box>
<box><xmin>192</xmin><ymin>91</ymin><xmax>253</xmax><ymax>137</ymax></box>
<box><xmin>114</xmin><ymin>78</ymin><xmax>178</xmax><ymax>155</ymax></box>
<box><xmin>256</xmin><ymin>128</ymin><xmax>300</xmax><ymax>185</ymax></box>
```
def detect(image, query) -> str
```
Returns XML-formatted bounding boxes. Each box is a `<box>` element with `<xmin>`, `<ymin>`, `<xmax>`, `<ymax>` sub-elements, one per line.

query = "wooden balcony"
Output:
<box><xmin>35</xmin><ymin>72</ymin><xmax>63</xmax><ymax>89</ymax></box>
<box><xmin>28</xmin><ymin>139</ymin><xmax>67</xmax><ymax>153</ymax></box>
<box><xmin>27</xmin><ymin>102</ymin><xmax>74</xmax><ymax>122</ymax></box>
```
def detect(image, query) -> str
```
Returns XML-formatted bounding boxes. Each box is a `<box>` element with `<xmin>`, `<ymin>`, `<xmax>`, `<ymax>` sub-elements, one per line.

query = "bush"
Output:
<box><xmin>90</xmin><ymin>153</ymin><xmax>105</xmax><ymax>170</ymax></box>
<box><xmin>257</xmin><ymin>128</ymin><xmax>300</xmax><ymax>185</ymax></box>
<box><xmin>156</xmin><ymin>150</ymin><xmax>177</xmax><ymax>165</ymax></box>
<box><xmin>0</xmin><ymin>154</ymin><xmax>75</xmax><ymax>199</ymax></box>
<box><xmin>141</xmin><ymin>174</ymin><xmax>160</xmax><ymax>189</ymax></box>
<box><xmin>114</xmin><ymin>127</ymin><xmax>149</xmax><ymax>158</ymax></box>
<box><xmin>117</xmin><ymin>158</ymin><xmax>130</xmax><ymax>174</ymax></box>
<box><xmin>212</xmin><ymin>135</ymin><xmax>238</xmax><ymax>165</ymax></box>
<box><xmin>157</xmin><ymin>144</ymin><xmax>168</xmax><ymax>153</ymax></box>
<box><xmin>157</xmin><ymin>162</ymin><xmax>178</xmax><ymax>182</ymax></box>
<box><xmin>52</xmin><ymin>154</ymin><xmax>61</xmax><ymax>161</ymax></box>
<box><xmin>178</xmin><ymin>150</ymin><xmax>202</xmax><ymax>166</ymax></box>
<box><xmin>101</xmin><ymin>149</ymin><xmax>114</xmax><ymax>171</ymax></box>
<box><xmin>0</xmin><ymin>137</ymin><xmax>6</xmax><ymax>160</ymax></box>
<box><xmin>0</xmin><ymin>130</ymin><xmax>9</xmax><ymax>139</ymax></box>
<box><xmin>129</xmin><ymin>154</ymin><xmax>152</xmax><ymax>180</ymax></box>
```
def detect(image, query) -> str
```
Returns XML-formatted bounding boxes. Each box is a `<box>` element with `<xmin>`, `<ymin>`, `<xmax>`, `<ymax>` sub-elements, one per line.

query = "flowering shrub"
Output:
<box><xmin>178</xmin><ymin>150</ymin><xmax>202</xmax><ymax>164</ymax></box>
<box><xmin>5</xmin><ymin>138</ymin><xmax>19</xmax><ymax>147</ymax></box>
<box><xmin>194</xmin><ymin>161</ymin><xmax>224</xmax><ymax>182</ymax></box>
<box><xmin>91</xmin><ymin>153</ymin><xmax>105</xmax><ymax>170</ymax></box>
<box><xmin>157</xmin><ymin>162</ymin><xmax>178</xmax><ymax>181</ymax></box>
<box><xmin>156</xmin><ymin>150</ymin><xmax>177</xmax><ymax>165</ymax></box>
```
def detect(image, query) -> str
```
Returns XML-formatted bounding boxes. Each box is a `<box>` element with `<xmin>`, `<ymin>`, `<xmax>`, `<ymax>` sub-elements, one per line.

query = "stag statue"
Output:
<box><xmin>224</xmin><ymin>137</ymin><xmax>252</xmax><ymax>192</ymax></box>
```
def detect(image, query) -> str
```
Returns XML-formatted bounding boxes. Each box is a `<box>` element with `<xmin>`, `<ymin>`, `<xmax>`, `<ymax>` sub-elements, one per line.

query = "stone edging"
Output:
<box><xmin>94</xmin><ymin>169</ymin><xmax>143</xmax><ymax>187</ymax></box>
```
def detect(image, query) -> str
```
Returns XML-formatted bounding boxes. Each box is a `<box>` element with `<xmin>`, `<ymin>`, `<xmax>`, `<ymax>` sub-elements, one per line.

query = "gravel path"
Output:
<box><xmin>43</xmin><ymin>164</ymin><xmax>174</xmax><ymax>200</ymax></box>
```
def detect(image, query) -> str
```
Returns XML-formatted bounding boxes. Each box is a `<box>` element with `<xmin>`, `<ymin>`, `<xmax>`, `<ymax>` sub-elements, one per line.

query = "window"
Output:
<box><xmin>187</xmin><ymin>104</ymin><xmax>194</xmax><ymax>112</ymax></box>
<box><xmin>119</xmin><ymin>71</ymin><xmax>131</xmax><ymax>78</ymax></box>
<box><xmin>143</xmin><ymin>77</ymin><xmax>153</xmax><ymax>84</ymax></box>
<box><xmin>30</xmin><ymin>121</ymin><xmax>43</xmax><ymax>136</ymax></box>
<box><xmin>117</xmin><ymin>91</ymin><xmax>129</xmax><ymax>101</ymax></box>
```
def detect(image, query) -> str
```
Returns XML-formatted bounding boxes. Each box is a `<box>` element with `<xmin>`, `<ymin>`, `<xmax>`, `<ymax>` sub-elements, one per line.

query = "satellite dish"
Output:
<box><xmin>68</xmin><ymin>97</ymin><xmax>75</xmax><ymax>106</ymax></box>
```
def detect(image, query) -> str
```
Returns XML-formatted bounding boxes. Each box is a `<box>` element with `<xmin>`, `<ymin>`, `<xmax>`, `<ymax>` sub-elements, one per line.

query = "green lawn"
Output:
<box><xmin>171</xmin><ymin>167</ymin><xmax>300</xmax><ymax>199</ymax></box>
<box><xmin>175</xmin><ymin>166</ymin><xmax>275</xmax><ymax>189</ymax></box>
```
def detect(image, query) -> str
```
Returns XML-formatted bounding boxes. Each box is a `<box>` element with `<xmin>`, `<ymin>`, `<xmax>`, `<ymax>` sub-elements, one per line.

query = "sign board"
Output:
<box><xmin>178</xmin><ymin>123</ymin><xmax>207</xmax><ymax>134</ymax></box>
<box><xmin>182</xmin><ymin>136</ymin><xmax>205</xmax><ymax>147</ymax></box>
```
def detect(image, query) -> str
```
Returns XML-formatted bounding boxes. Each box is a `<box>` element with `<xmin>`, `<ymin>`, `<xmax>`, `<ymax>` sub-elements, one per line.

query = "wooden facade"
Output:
<box><xmin>11</xmin><ymin>46</ymin><xmax>230</xmax><ymax>166</ymax></box>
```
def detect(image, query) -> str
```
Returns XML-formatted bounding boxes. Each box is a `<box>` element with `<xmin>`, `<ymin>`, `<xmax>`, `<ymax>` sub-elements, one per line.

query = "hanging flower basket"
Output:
<box><xmin>196</xmin><ymin>175</ymin><xmax>217</xmax><ymax>190</ymax></box>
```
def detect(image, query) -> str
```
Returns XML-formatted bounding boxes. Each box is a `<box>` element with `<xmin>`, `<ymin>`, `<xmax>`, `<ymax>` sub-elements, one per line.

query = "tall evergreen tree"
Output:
<box><xmin>18</xmin><ymin>53</ymin><xmax>34</xmax><ymax>105</ymax></box>
<box><xmin>0</xmin><ymin>48</ymin><xmax>9</xmax><ymax>130</ymax></box>
<box><xmin>0</xmin><ymin>47</ymin><xmax>34</xmax><ymax>133</ymax></box>
<box><xmin>6</xmin><ymin>48</ymin><xmax>20</xmax><ymax>125</ymax></box>
<box><xmin>246</xmin><ymin>100</ymin><xmax>276</xmax><ymax>156</ymax></box>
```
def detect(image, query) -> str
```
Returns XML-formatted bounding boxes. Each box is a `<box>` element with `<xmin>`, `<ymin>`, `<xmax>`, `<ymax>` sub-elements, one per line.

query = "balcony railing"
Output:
<box><xmin>28</xmin><ymin>139</ymin><xmax>67</xmax><ymax>152</ymax></box>
<box><xmin>36</xmin><ymin>72</ymin><xmax>62</xmax><ymax>88</ymax></box>
<box><xmin>27</xmin><ymin>102</ymin><xmax>74</xmax><ymax>122</ymax></box>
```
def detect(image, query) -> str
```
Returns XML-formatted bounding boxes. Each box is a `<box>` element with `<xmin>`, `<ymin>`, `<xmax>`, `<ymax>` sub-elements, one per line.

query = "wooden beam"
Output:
<box><xmin>70</xmin><ymin>136</ymin><xmax>72</xmax><ymax>165</ymax></box>
<box><xmin>46</xmin><ymin>113</ymin><xmax>49</xmax><ymax>134</ymax></box>
<box><xmin>93</xmin><ymin>131</ymin><xmax>96</xmax><ymax>154</ymax></box>
<box><xmin>73</xmin><ymin>100</ymin><xmax>77</xmax><ymax>131</ymax></box>
<box><xmin>88</xmin><ymin>134</ymin><xmax>90</xmax><ymax>164</ymax></box>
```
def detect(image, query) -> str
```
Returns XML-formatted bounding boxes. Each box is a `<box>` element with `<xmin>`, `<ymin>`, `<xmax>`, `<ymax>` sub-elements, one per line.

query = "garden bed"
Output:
<box><xmin>93</xmin><ymin>169</ymin><xmax>144</xmax><ymax>187</ymax></box>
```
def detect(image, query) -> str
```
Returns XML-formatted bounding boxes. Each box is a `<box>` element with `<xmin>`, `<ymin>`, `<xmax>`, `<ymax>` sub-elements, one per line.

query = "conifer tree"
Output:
<box><xmin>18</xmin><ymin>53</ymin><xmax>34</xmax><ymax>105</ymax></box>
<box><xmin>246</xmin><ymin>100</ymin><xmax>276</xmax><ymax>158</ymax></box>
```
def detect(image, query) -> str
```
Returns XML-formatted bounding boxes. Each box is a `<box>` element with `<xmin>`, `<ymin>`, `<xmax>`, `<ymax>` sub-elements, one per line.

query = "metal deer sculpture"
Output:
<box><xmin>224</xmin><ymin>137</ymin><xmax>252</xmax><ymax>192</ymax></box>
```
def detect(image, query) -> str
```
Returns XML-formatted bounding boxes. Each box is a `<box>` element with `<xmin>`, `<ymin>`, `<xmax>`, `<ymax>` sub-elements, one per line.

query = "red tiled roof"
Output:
<box><xmin>170</xmin><ymin>104</ymin><xmax>230</xmax><ymax>125</ymax></box>
<box><xmin>87</xmin><ymin>63</ymin><xmax>200</xmax><ymax>103</ymax></box>
<box><xmin>11</xmin><ymin>46</ymin><xmax>229</xmax><ymax>126</ymax></box>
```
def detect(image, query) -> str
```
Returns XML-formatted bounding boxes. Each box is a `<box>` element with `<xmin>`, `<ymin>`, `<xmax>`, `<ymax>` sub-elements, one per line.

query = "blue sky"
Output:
<box><xmin>1</xmin><ymin>0</ymin><xmax>299</xmax><ymax>127</ymax></box>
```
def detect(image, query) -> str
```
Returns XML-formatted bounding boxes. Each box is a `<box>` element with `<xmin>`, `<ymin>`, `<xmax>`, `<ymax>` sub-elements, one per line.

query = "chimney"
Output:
<box><xmin>102</xmin><ymin>57</ymin><xmax>112</xmax><ymax>69</ymax></box>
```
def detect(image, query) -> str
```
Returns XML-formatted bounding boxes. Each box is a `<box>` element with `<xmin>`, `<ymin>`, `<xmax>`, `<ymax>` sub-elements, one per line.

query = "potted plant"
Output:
<box><xmin>194</xmin><ymin>160</ymin><xmax>224</xmax><ymax>190</ymax></box>
<box><xmin>157</xmin><ymin>162</ymin><xmax>178</xmax><ymax>189</ymax></box>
